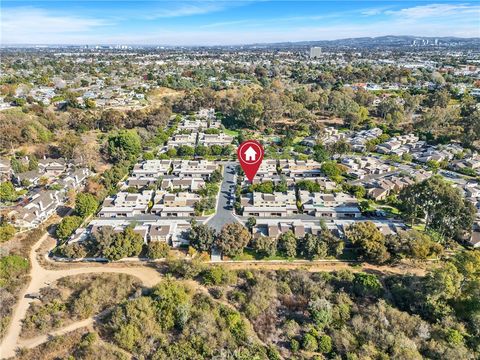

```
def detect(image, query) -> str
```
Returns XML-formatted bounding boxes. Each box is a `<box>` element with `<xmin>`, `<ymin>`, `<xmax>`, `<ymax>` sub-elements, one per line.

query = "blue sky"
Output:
<box><xmin>1</xmin><ymin>1</ymin><xmax>479</xmax><ymax>45</ymax></box>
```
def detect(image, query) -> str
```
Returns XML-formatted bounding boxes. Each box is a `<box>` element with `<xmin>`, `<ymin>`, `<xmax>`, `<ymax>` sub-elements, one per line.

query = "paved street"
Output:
<box><xmin>206</xmin><ymin>161</ymin><xmax>240</xmax><ymax>232</ymax></box>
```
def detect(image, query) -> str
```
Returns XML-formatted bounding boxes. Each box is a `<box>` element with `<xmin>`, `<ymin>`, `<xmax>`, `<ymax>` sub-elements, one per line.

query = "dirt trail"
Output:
<box><xmin>16</xmin><ymin>318</ymin><xmax>94</xmax><ymax>351</ymax></box>
<box><xmin>1</xmin><ymin>229</ymin><xmax>428</xmax><ymax>359</ymax></box>
<box><xmin>0</xmin><ymin>232</ymin><xmax>163</xmax><ymax>359</ymax></box>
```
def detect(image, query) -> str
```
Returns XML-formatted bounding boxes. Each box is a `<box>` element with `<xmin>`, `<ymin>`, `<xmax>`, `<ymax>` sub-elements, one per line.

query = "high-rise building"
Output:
<box><xmin>309</xmin><ymin>47</ymin><xmax>322</xmax><ymax>58</ymax></box>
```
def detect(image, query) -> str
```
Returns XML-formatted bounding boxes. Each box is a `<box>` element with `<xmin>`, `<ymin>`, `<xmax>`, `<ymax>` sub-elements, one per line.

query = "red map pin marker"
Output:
<box><xmin>237</xmin><ymin>140</ymin><xmax>264</xmax><ymax>183</ymax></box>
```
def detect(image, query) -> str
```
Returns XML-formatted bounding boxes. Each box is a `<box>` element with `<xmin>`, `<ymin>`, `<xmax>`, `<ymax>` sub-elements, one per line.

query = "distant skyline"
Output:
<box><xmin>1</xmin><ymin>1</ymin><xmax>480</xmax><ymax>45</ymax></box>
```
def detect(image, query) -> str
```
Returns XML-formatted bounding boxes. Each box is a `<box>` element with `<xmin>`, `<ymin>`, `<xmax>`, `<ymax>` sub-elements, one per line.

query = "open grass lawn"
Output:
<box><xmin>224</xmin><ymin>129</ymin><xmax>239</xmax><ymax>137</ymax></box>
<box><xmin>233</xmin><ymin>248</ymin><xmax>294</xmax><ymax>261</ymax></box>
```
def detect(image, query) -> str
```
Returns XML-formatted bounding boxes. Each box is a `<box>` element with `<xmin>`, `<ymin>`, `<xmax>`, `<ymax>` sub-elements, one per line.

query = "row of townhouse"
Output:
<box><xmin>5</xmin><ymin>157</ymin><xmax>88</xmax><ymax>190</ymax></box>
<box><xmin>251</xmin><ymin>159</ymin><xmax>336</xmax><ymax>189</ymax></box>
<box><xmin>349</xmin><ymin>128</ymin><xmax>383</xmax><ymax>152</ymax></box>
<box><xmin>471</xmin><ymin>222</ymin><xmax>480</xmax><ymax>248</ymax></box>
<box><xmin>241</xmin><ymin>189</ymin><xmax>362</xmax><ymax>219</ymax></box>
<box><xmin>466</xmin><ymin>171</ymin><xmax>480</xmax><ymax>247</ymax></box>
<box><xmin>377</xmin><ymin>135</ymin><xmax>469</xmax><ymax>165</ymax></box>
<box><xmin>177</xmin><ymin>116</ymin><xmax>222</xmax><ymax>132</ymax></box>
<box><xmin>101</xmin><ymin>160</ymin><xmax>222</xmax><ymax>219</ymax></box>
<box><xmin>126</xmin><ymin>160</ymin><xmax>218</xmax><ymax>186</ymax></box>
<box><xmin>341</xmin><ymin>156</ymin><xmax>392</xmax><ymax>179</ymax></box>
<box><xmin>412</xmin><ymin>146</ymin><xmax>459</xmax><ymax>164</ymax></box>
<box><xmin>463</xmin><ymin>182</ymin><xmax>480</xmax><ymax>220</ymax></box>
<box><xmin>166</xmin><ymin>132</ymin><xmax>234</xmax><ymax>149</ymax></box>
<box><xmin>127</xmin><ymin>175</ymin><xmax>206</xmax><ymax>192</ymax></box>
<box><xmin>366</xmin><ymin>175</ymin><xmax>417</xmax><ymax>201</ymax></box>
<box><xmin>242</xmin><ymin>191</ymin><xmax>299</xmax><ymax>217</ymax></box>
<box><xmin>252</xmin><ymin>218</ymin><xmax>407</xmax><ymax>240</ymax></box>
<box><xmin>376</xmin><ymin>134</ymin><xmax>422</xmax><ymax>155</ymax></box>
<box><xmin>70</xmin><ymin>218</ymin><xmax>191</xmax><ymax>248</ymax></box>
<box><xmin>299</xmin><ymin>191</ymin><xmax>362</xmax><ymax>219</ymax></box>
<box><xmin>151</xmin><ymin>192</ymin><xmax>200</xmax><ymax>217</ymax></box>
<box><xmin>98</xmin><ymin>190</ymin><xmax>153</xmax><ymax>218</ymax></box>
<box><xmin>318</xmin><ymin>127</ymin><xmax>347</xmax><ymax>146</ymax></box>
<box><xmin>450</xmin><ymin>154</ymin><xmax>480</xmax><ymax>174</ymax></box>
<box><xmin>0</xmin><ymin>159</ymin><xmax>12</xmax><ymax>181</ymax></box>
<box><xmin>303</xmin><ymin>127</ymin><xmax>382</xmax><ymax>152</ymax></box>
<box><xmin>6</xmin><ymin>168</ymin><xmax>90</xmax><ymax>228</ymax></box>
<box><xmin>172</xmin><ymin>160</ymin><xmax>219</xmax><ymax>180</ymax></box>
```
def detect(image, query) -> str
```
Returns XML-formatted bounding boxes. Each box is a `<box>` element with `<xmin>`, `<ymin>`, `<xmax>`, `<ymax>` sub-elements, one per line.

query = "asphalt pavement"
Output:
<box><xmin>206</xmin><ymin>161</ymin><xmax>240</xmax><ymax>232</ymax></box>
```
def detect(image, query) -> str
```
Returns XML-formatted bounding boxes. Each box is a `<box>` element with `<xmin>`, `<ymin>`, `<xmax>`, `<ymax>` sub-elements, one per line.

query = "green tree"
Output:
<box><xmin>246</xmin><ymin>217</ymin><xmax>256</xmax><ymax>231</ymax></box>
<box><xmin>56</xmin><ymin>215</ymin><xmax>83</xmax><ymax>241</ymax></box>
<box><xmin>59</xmin><ymin>242</ymin><xmax>88</xmax><ymax>258</ymax></box>
<box><xmin>308</xmin><ymin>297</ymin><xmax>333</xmax><ymax>328</ymax></box>
<box><xmin>317</xmin><ymin>334</ymin><xmax>332</xmax><ymax>353</ymax></box>
<box><xmin>353</xmin><ymin>272</ymin><xmax>383</xmax><ymax>297</ymax></box>
<box><xmin>188</xmin><ymin>222</ymin><xmax>216</xmax><ymax>252</ymax></box>
<box><xmin>252</xmin><ymin>236</ymin><xmax>277</xmax><ymax>257</ymax></box>
<box><xmin>195</xmin><ymin>145</ymin><xmax>209</xmax><ymax>156</ymax></box>
<box><xmin>209</xmin><ymin>168</ymin><xmax>223</xmax><ymax>183</ymax></box>
<box><xmin>424</xmin><ymin>262</ymin><xmax>463</xmax><ymax>318</ymax></box>
<box><xmin>301</xmin><ymin>233</ymin><xmax>328</xmax><ymax>260</ymax></box>
<box><xmin>278</xmin><ymin>230</ymin><xmax>297</xmax><ymax>258</ymax></box>
<box><xmin>75</xmin><ymin>193</ymin><xmax>98</xmax><ymax>218</ymax></box>
<box><xmin>147</xmin><ymin>241</ymin><xmax>170</xmax><ymax>259</ymax></box>
<box><xmin>0</xmin><ymin>182</ymin><xmax>17</xmax><ymax>202</ymax></box>
<box><xmin>399</xmin><ymin>176</ymin><xmax>476</xmax><ymax>238</ymax></box>
<box><xmin>0</xmin><ymin>223</ymin><xmax>15</xmax><ymax>243</ymax></box>
<box><xmin>216</xmin><ymin>223</ymin><xmax>251</xmax><ymax>257</ymax></box>
<box><xmin>302</xmin><ymin>333</ymin><xmax>318</xmax><ymax>352</ymax></box>
<box><xmin>346</xmin><ymin>221</ymin><xmax>390</xmax><ymax>264</ymax></box>
<box><xmin>177</xmin><ymin>145</ymin><xmax>195</xmax><ymax>157</ymax></box>
<box><xmin>28</xmin><ymin>156</ymin><xmax>38</xmax><ymax>171</ymax></box>
<box><xmin>102</xmin><ymin>226</ymin><xmax>144</xmax><ymax>261</ymax></box>
<box><xmin>151</xmin><ymin>279</ymin><xmax>191</xmax><ymax>330</ymax></box>
<box><xmin>107</xmin><ymin>129</ymin><xmax>142</xmax><ymax>162</ymax></box>
<box><xmin>321</xmin><ymin>161</ymin><xmax>344</xmax><ymax>182</ymax></box>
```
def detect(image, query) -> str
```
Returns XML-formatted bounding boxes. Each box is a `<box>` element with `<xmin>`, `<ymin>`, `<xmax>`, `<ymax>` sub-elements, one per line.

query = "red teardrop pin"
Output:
<box><xmin>237</xmin><ymin>140</ymin><xmax>264</xmax><ymax>183</ymax></box>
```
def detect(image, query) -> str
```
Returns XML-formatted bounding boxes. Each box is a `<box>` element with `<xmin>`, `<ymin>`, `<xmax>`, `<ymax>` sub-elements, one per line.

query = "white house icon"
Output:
<box><xmin>244</xmin><ymin>146</ymin><xmax>257</xmax><ymax>161</ymax></box>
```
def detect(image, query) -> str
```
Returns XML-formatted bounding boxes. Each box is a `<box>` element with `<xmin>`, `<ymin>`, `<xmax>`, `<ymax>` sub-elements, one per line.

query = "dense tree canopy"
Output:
<box><xmin>216</xmin><ymin>223</ymin><xmax>251</xmax><ymax>257</ymax></box>
<box><xmin>399</xmin><ymin>176</ymin><xmax>476</xmax><ymax>239</ymax></box>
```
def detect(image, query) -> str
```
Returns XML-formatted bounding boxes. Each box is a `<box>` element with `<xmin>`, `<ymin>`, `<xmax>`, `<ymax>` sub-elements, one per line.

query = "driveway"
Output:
<box><xmin>206</xmin><ymin>161</ymin><xmax>240</xmax><ymax>232</ymax></box>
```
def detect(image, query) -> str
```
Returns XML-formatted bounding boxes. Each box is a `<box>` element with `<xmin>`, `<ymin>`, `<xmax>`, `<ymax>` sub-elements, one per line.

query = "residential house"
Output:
<box><xmin>197</xmin><ymin>132</ymin><xmax>233</xmax><ymax>147</ymax></box>
<box><xmin>242</xmin><ymin>191</ymin><xmax>298</xmax><ymax>217</ymax></box>
<box><xmin>131</xmin><ymin>160</ymin><xmax>172</xmax><ymax>178</ymax></box>
<box><xmin>167</xmin><ymin>133</ymin><xmax>198</xmax><ymax>149</ymax></box>
<box><xmin>280</xmin><ymin>159</ymin><xmax>323</xmax><ymax>180</ymax></box>
<box><xmin>300</xmin><ymin>191</ymin><xmax>361</xmax><ymax>219</ymax></box>
<box><xmin>252</xmin><ymin>159</ymin><xmax>279</xmax><ymax>184</ymax></box>
<box><xmin>252</xmin><ymin>219</ymin><xmax>339</xmax><ymax>239</ymax></box>
<box><xmin>98</xmin><ymin>190</ymin><xmax>153</xmax><ymax>218</ymax></box>
<box><xmin>59</xmin><ymin>168</ymin><xmax>90</xmax><ymax>190</ymax></box>
<box><xmin>160</xmin><ymin>177</ymin><xmax>206</xmax><ymax>192</ymax></box>
<box><xmin>151</xmin><ymin>191</ymin><xmax>200</xmax><ymax>217</ymax></box>
<box><xmin>11</xmin><ymin>190</ymin><xmax>62</xmax><ymax>228</ymax></box>
<box><xmin>13</xmin><ymin>170</ymin><xmax>43</xmax><ymax>187</ymax></box>
<box><xmin>171</xmin><ymin>160</ymin><xmax>218</xmax><ymax>180</ymax></box>
<box><xmin>38</xmin><ymin>158</ymin><xmax>67</xmax><ymax>176</ymax></box>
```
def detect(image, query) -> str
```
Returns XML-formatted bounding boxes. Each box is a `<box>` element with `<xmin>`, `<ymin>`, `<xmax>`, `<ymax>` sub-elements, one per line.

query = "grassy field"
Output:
<box><xmin>233</xmin><ymin>248</ymin><xmax>295</xmax><ymax>261</ymax></box>
<box><xmin>224</xmin><ymin>129</ymin><xmax>239</xmax><ymax>137</ymax></box>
